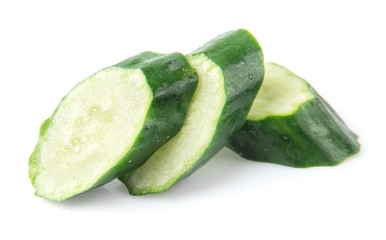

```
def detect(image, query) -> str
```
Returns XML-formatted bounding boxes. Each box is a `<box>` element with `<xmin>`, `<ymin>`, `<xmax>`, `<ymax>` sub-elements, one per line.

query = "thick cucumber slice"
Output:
<box><xmin>228</xmin><ymin>62</ymin><xmax>360</xmax><ymax>168</ymax></box>
<box><xmin>29</xmin><ymin>52</ymin><xmax>198</xmax><ymax>201</ymax></box>
<box><xmin>119</xmin><ymin>29</ymin><xmax>264</xmax><ymax>195</ymax></box>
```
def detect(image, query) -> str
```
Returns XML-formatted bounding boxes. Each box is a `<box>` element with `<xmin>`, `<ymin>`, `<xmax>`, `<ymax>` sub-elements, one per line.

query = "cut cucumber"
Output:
<box><xmin>119</xmin><ymin>29</ymin><xmax>264</xmax><ymax>195</ymax></box>
<box><xmin>29</xmin><ymin>52</ymin><xmax>198</xmax><ymax>201</ymax></box>
<box><xmin>228</xmin><ymin>62</ymin><xmax>360</xmax><ymax>167</ymax></box>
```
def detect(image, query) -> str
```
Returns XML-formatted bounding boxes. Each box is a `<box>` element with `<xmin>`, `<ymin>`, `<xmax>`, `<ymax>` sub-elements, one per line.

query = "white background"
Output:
<box><xmin>1</xmin><ymin>0</ymin><xmax>385</xmax><ymax>239</ymax></box>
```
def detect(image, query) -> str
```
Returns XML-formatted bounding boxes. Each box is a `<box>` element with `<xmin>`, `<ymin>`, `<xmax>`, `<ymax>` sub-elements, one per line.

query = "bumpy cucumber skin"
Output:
<box><xmin>227</xmin><ymin>87</ymin><xmax>360</xmax><ymax>168</ymax></box>
<box><xmin>29</xmin><ymin>52</ymin><xmax>198</xmax><ymax>200</ymax></box>
<box><xmin>121</xmin><ymin>29</ymin><xmax>264</xmax><ymax>195</ymax></box>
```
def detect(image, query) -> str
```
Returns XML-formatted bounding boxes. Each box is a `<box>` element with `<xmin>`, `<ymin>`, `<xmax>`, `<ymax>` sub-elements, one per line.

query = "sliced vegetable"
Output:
<box><xmin>119</xmin><ymin>29</ymin><xmax>264</xmax><ymax>195</ymax></box>
<box><xmin>29</xmin><ymin>52</ymin><xmax>198</xmax><ymax>201</ymax></box>
<box><xmin>228</xmin><ymin>62</ymin><xmax>360</xmax><ymax>168</ymax></box>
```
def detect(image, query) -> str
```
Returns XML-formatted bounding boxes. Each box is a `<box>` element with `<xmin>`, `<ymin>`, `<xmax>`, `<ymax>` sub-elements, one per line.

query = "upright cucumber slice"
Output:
<box><xmin>29</xmin><ymin>52</ymin><xmax>198</xmax><ymax>201</ymax></box>
<box><xmin>119</xmin><ymin>29</ymin><xmax>264</xmax><ymax>195</ymax></box>
<box><xmin>228</xmin><ymin>62</ymin><xmax>360</xmax><ymax>168</ymax></box>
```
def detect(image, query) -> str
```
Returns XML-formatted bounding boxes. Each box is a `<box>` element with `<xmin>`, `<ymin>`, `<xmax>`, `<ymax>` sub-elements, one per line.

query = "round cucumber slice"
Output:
<box><xmin>119</xmin><ymin>54</ymin><xmax>226</xmax><ymax>194</ymax></box>
<box><xmin>228</xmin><ymin>62</ymin><xmax>360</xmax><ymax>167</ymax></box>
<box><xmin>29</xmin><ymin>52</ymin><xmax>198</xmax><ymax>201</ymax></box>
<box><xmin>119</xmin><ymin>29</ymin><xmax>264</xmax><ymax>195</ymax></box>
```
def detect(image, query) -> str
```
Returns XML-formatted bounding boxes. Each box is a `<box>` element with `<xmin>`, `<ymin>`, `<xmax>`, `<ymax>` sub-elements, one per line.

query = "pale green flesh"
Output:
<box><xmin>33</xmin><ymin>67</ymin><xmax>152</xmax><ymax>200</ymax></box>
<box><xmin>125</xmin><ymin>54</ymin><xmax>226</xmax><ymax>193</ymax></box>
<box><xmin>247</xmin><ymin>62</ymin><xmax>315</xmax><ymax>121</ymax></box>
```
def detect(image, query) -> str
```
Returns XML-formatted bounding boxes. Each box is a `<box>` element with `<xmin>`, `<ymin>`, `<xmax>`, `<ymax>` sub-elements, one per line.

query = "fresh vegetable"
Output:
<box><xmin>29</xmin><ymin>52</ymin><xmax>198</xmax><ymax>201</ymax></box>
<box><xmin>119</xmin><ymin>29</ymin><xmax>264</xmax><ymax>195</ymax></box>
<box><xmin>228</xmin><ymin>62</ymin><xmax>360</xmax><ymax>168</ymax></box>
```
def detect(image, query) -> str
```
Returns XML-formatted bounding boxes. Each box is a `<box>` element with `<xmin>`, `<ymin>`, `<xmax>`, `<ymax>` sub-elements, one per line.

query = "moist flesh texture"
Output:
<box><xmin>248</xmin><ymin>62</ymin><xmax>314</xmax><ymax>121</ymax></box>
<box><xmin>30</xmin><ymin>67</ymin><xmax>152</xmax><ymax>200</ymax></box>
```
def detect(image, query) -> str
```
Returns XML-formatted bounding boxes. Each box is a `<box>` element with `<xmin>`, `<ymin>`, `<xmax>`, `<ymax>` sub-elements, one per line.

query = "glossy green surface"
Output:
<box><xmin>120</xmin><ymin>29</ymin><xmax>264</xmax><ymax>194</ymax></box>
<box><xmin>29</xmin><ymin>52</ymin><xmax>198</xmax><ymax>200</ymax></box>
<box><xmin>184</xmin><ymin>29</ymin><xmax>264</xmax><ymax>175</ymax></box>
<box><xmin>228</xmin><ymin>73</ymin><xmax>360</xmax><ymax>168</ymax></box>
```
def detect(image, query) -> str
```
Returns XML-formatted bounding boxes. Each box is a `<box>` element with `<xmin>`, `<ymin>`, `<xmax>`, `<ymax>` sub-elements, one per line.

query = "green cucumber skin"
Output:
<box><xmin>29</xmin><ymin>52</ymin><xmax>198</xmax><ymax>199</ymax></box>
<box><xmin>121</xmin><ymin>29</ymin><xmax>264</xmax><ymax>195</ymax></box>
<box><xmin>227</xmin><ymin>88</ymin><xmax>360</xmax><ymax>168</ymax></box>
<box><xmin>184</xmin><ymin>29</ymin><xmax>264</xmax><ymax>175</ymax></box>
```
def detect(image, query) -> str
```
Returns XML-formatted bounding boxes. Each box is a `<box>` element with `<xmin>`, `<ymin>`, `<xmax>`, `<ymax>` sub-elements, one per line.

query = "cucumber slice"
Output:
<box><xmin>29</xmin><ymin>52</ymin><xmax>198</xmax><ymax>201</ymax></box>
<box><xmin>119</xmin><ymin>29</ymin><xmax>264</xmax><ymax>195</ymax></box>
<box><xmin>228</xmin><ymin>62</ymin><xmax>360</xmax><ymax>168</ymax></box>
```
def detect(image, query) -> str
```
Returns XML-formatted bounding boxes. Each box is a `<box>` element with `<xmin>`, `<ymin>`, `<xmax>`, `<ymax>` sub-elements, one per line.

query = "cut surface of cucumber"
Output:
<box><xmin>248</xmin><ymin>63</ymin><xmax>314</xmax><ymax>120</ymax></box>
<box><xmin>32</xmin><ymin>68</ymin><xmax>151</xmax><ymax>199</ymax></box>
<box><xmin>119</xmin><ymin>29</ymin><xmax>264</xmax><ymax>195</ymax></box>
<box><xmin>228</xmin><ymin>62</ymin><xmax>360</xmax><ymax>168</ymax></box>
<box><xmin>29</xmin><ymin>52</ymin><xmax>198</xmax><ymax>201</ymax></box>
